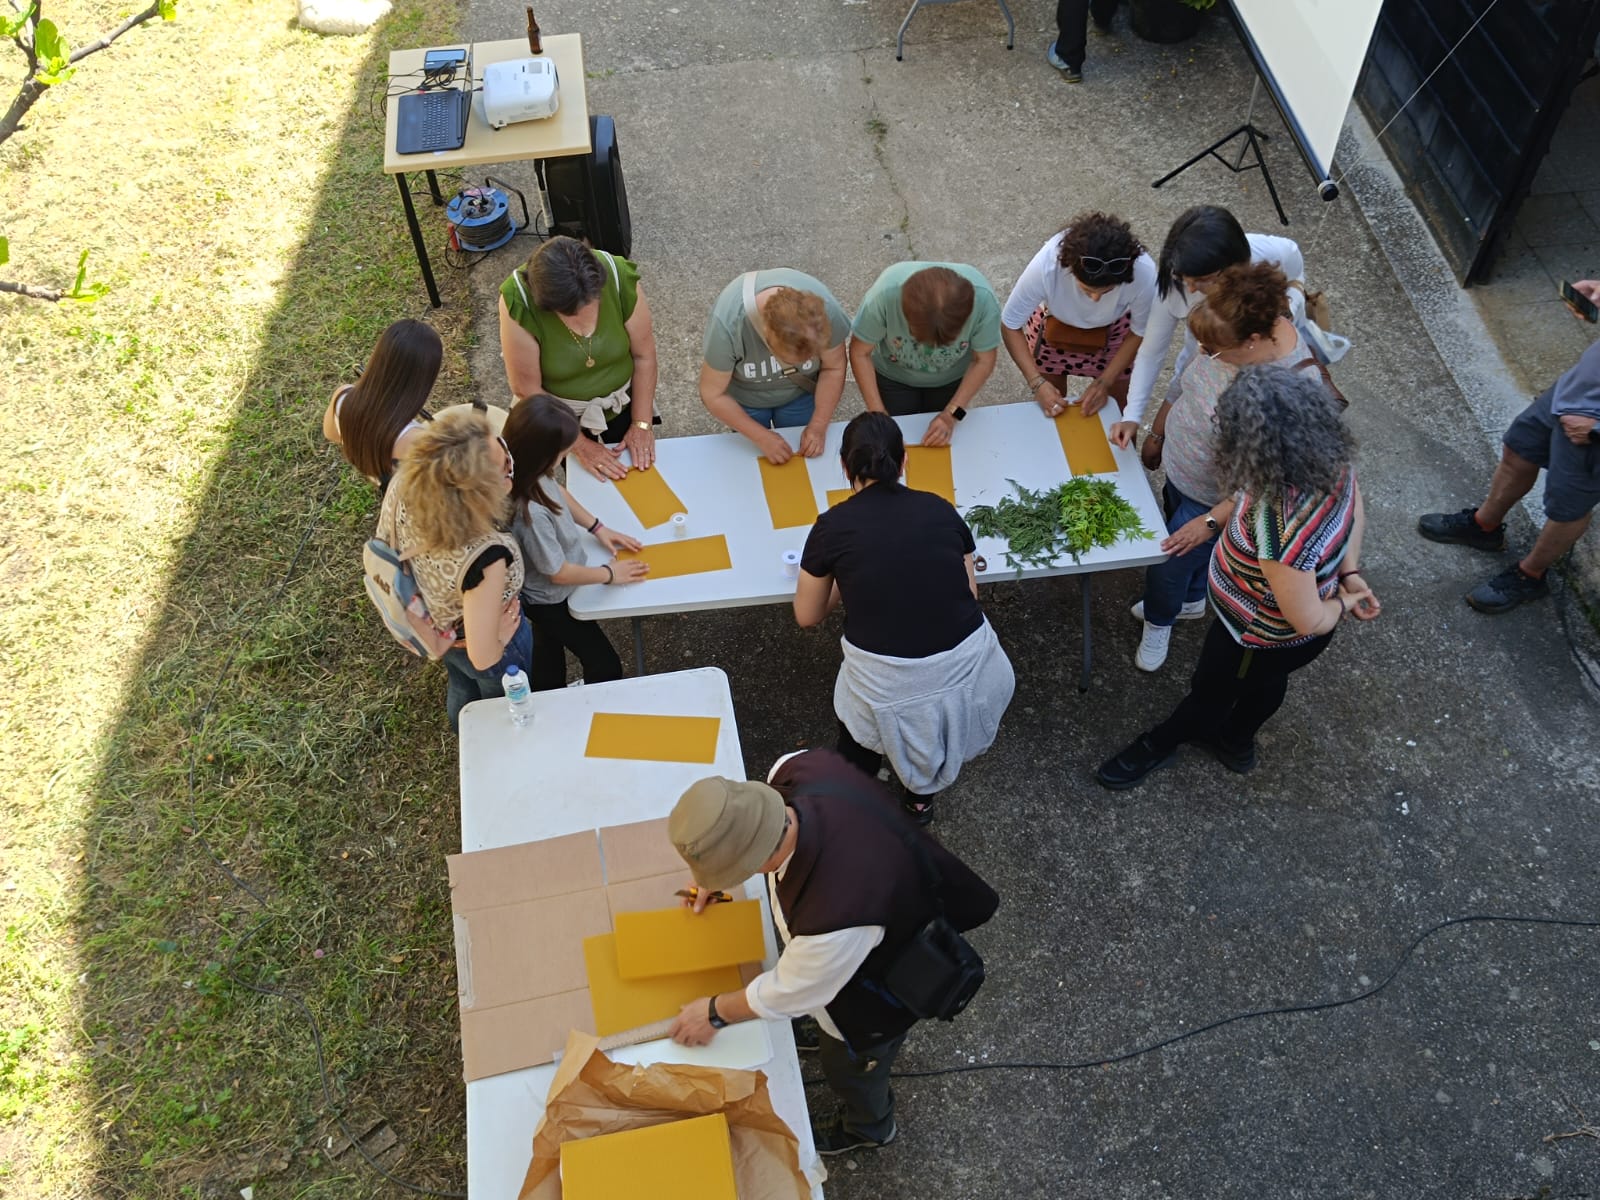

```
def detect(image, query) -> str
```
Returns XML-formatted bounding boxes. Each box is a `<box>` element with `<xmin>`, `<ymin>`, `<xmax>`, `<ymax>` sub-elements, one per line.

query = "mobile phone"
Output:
<box><xmin>423</xmin><ymin>47</ymin><xmax>467</xmax><ymax>78</ymax></box>
<box><xmin>1558</xmin><ymin>280</ymin><xmax>1599</xmax><ymax>323</ymax></box>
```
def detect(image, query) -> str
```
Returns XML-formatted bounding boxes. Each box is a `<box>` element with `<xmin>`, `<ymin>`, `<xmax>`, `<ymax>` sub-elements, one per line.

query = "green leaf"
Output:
<box><xmin>159</xmin><ymin>0</ymin><xmax>179</xmax><ymax>19</ymax></box>
<box><xmin>0</xmin><ymin>237</ymin><xmax>8</xmax><ymax>269</ymax></box>
<box><xmin>0</xmin><ymin>6</ymin><xmax>35</xmax><ymax>39</ymax></box>
<box><xmin>64</xmin><ymin>249</ymin><xmax>109</xmax><ymax>303</ymax></box>
<box><xmin>34</xmin><ymin>64</ymin><xmax>76</xmax><ymax>86</ymax></box>
<box><xmin>32</xmin><ymin>16</ymin><xmax>68</xmax><ymax>62</ymax></box>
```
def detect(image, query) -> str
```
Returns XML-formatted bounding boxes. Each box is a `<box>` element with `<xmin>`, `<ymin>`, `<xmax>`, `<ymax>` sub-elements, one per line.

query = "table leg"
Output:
<box><xmin>425</xmin><ymin>169</ymin><xmax>445</xmax><ymax>206</ymax></box>
<box><xmin>396</xmin><ymin>173</ymin><xmax>441</xmax><ymax>309</ymax></box>
<box><xmin>631</xmin><ymin>616</ymin><xmax>646</xmax><ymax>677</ymax></box>
<box><xmin>1079</xmin><ymin>575</ymin><xmax>1092</xmax><ymax>693</ymax></box>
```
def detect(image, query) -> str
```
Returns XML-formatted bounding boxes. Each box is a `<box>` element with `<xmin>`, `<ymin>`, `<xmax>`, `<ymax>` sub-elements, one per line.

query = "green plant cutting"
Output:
<box><xmin>966</xmin><ymin>478</ymin><xmax>1153</xmax><ymax>574</ymax></box>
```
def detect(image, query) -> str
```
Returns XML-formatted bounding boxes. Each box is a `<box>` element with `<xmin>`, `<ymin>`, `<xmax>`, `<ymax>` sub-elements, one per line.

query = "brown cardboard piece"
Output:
<box><xmin>448</xmin><ymin>818</ymin><xmax>760</xmax><ymax>1083</ymax></box>
<box><xmin>519</xmin><ymin>1031</ymin><xmax>814</xmax><ymax>1200</ymax></box>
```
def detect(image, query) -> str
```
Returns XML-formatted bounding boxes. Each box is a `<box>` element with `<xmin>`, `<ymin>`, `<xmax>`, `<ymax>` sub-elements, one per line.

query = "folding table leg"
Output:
<box><xmin>1079</xmin><ymin>575</ymin><xmax>1092</xmax><ymax>693</ymax></box>
<box><xmin>631</xmin><ymin>616</ymin><xmax>646</xmax><ymax>677</ymax></box>
<box><xmin>425</xmin><ymin>169</ymin><xmax>445</xmax><ymax>206</ymax></box>
<box><xmin>395</xmin><ymin>173</ymin><xmax>441</xmax><ymax>309</ymax></box>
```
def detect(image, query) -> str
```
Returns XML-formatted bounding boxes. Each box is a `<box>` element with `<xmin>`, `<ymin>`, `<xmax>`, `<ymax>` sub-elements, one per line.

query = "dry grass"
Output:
<box><xmin>0</xmin><ymin>1</ymin><xmax>493</xmax><ymax>1195</ymax></box>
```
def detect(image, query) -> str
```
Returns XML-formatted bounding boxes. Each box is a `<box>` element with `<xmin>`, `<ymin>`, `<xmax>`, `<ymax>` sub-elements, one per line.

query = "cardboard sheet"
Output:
<box><xmin>582</xmin><ymin>933</ymin><xmax>745</xmax><ymax>1036</ymax></box>
<box><xmin>599</xmin><ymin>818</ymin><xmax>683</xmax><ymax>883</ymax></box>
<box><xmin>584</xmin><ymin>713</ymin><xmax>722</xmax><ymax>764</ymax></box>
<box><xmin>904</xmin><ymin>445</ymin><xmax>956</xmax><ymax>504</ymax></box>
<box><xmin>1054</xmin><ymin>409</ymin><xmax>1117</xmax><ymax>476</ymax></box>
<box><xmin>561</xmin><ymin>1112</ymin><xmax>738</xmax><ymax>1200</ymax></box>
<box><xmin>615</xmin><ymin>535</ymin><xmax>732</xmax><ymax>579</ymax></box>
<box><xmin>756</xmin><ymin>456</ymin><xmax>820</xmax><ymax>529</ymax></box>
<box><xmin>612</xmin><ymin>466</ymin><xmax>687</xmax><ymax>529</ymax></box>
<box><xmin>613</xmin><ymin>901</ymin><xmax>766</xmax><ymax>979</ymax></box>
<box><xmin>825</xmin><ymin>487</ymin><xmax>853</xmax><ymax>509</ymax></box>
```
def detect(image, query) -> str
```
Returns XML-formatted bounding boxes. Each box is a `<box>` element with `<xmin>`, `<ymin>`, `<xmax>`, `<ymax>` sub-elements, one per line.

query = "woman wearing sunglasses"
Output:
<box><xmin>377</xmin><ymin>407</ymin><xmax>534</xmax><ymax>730</ymax></box>
<box><xmin>1130</xmin><ymin>262</ymin><xmax>1319</xmax><ymax>672</ymax></box>
<box><xmin>1000</xmin><ymin>211</ymin><xmax>1157</xmax><ymax>422</ymax></box>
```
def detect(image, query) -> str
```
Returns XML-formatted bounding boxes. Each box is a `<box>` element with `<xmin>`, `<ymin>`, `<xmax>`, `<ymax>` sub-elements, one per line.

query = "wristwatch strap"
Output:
<box><xmin>707</xmin><ymin>995</ymin><xmax>728</xmax><ymax>1029</ymax></box>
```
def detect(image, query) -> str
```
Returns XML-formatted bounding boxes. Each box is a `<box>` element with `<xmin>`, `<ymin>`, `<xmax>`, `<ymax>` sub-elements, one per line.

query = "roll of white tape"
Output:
<box><xmin>670</xmin><ymin>512</ymin><xmax>688</xmax><ymax>538</ymax></box>
<box><xmin>782</xmin><ymin>550</ymin><xmax>801</xmax><ymax>579</ymax></box>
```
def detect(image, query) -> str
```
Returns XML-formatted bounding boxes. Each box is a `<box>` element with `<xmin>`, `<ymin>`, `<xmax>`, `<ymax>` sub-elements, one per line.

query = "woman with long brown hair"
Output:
<box><xmin>377</xmin><ymin>407</ymin><xmax>532</xmax><ymax>730</ymax></box>
<box><xmin>323</xmin><ymin>319</ymin><xmax>442</xmax><ymax>488</ymax></box>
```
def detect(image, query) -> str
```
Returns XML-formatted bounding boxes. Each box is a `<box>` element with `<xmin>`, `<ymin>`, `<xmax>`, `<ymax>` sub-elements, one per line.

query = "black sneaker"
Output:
<box><xmin>1417</xmin><ymin>507</ymin><xmax>1505</xmax><ymax>551</ymax></box>
<box><xmin>814</xmin><ymin>1118</ymin><xmax>896</xmax><ymax>1156</ymax></box>
<box><xmin>1466</xmin><ymin>564</ymin><xmax>1549</xmax><ymax>614</ymax></box>
<box><xmin>1094</xmin><ymin>734</ymin><xmax>1176</xmax><ymax>790</ymax></box>
<box><xmin>1204</xmin><ymin>738</ymin><xmax>1258</xmax><ymax>774</ymax></box>
<box><xmin>790</xmin><ymin>1015</ymin><xmax>820</xmax><ymax>1053</ymax></box>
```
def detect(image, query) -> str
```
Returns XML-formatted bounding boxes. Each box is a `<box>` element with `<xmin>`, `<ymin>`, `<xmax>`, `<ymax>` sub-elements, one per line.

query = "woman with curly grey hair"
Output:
<box><xmin>1096</xmin><ymin>363</ymin><xmax>1379</xmax><ymax>789</ymax></box>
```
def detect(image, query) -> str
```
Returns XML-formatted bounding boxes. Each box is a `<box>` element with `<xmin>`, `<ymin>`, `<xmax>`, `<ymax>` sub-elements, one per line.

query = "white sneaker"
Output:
<box><xmin>1130</xmin><ymin>599</ymin><xmax>1206</xmax><ymax>621</ymax></box>
<box><xmin>1134</xmin><ymin>621</ymin><xmax>1173</xmax><ymax>672</ymax></box>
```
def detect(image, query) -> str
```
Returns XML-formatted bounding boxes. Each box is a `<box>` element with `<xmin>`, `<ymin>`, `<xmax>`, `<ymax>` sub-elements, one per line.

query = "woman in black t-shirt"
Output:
<box><xmin>796</xmin><ymin>412</ymin><xmax>1014</xmax><ymax>822</ymax></box>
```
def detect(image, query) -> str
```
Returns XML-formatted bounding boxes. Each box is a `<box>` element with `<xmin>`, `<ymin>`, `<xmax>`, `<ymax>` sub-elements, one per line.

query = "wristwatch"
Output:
<box><xmin>1203</xmin><ymin>514</ymin><xmax>1219</xmax><ymax>532</ymax></box>
<box><xmin>947</xmin><ymin>406</ymin><xmax>967</xmax><ymax>422</ymax></box>
<box><xmin>706</xmin><ymin>996</ymin><xmax>728</xmax><ymax>1030</ymax></box>
<box><xmin>633</xmin><ymin>420</ymin><xmax>652</xmax><ymax>432</ymax></box>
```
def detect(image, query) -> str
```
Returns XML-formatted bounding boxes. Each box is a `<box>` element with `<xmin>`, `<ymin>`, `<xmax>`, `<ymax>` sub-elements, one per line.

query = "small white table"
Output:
<box><xmin>568</xmin><ymin>403</ymin><xmax>1168</xmax><ymax>690</ymax></box>
<box><xmin>457</xmin><ymin>669</ymin><xmax>822</xmax><ymax>1199</ymax></box>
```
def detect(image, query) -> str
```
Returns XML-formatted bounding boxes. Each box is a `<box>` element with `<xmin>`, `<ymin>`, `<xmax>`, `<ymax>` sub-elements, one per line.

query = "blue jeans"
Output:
<box><xmin>1141</xmin><ymin>480</ymin><xmax>1217</xmax><ymax>627</ymax></box>
<box><xmin>443</xmin><ymin>614</ymin><xmax>534</xmax><ymax>732</ymax></box>
<box><xmin>739</xmin><ymin>393</ymin><xmax>816</xmax><ymax>430</ymax></box>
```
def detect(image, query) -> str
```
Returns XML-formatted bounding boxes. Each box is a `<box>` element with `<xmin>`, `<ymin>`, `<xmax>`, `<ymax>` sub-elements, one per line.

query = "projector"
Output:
<box><xmin>482</xmin><ymin>57</ymin><xmax>560</xmax><ymax>128</ymax></box>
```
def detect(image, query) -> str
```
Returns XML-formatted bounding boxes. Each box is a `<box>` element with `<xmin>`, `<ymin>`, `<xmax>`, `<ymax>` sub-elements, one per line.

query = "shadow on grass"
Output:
<box><xmin>71</xmin><ymin>4</ymin><xmax>508</xmax><ymax>1196</ymax></box>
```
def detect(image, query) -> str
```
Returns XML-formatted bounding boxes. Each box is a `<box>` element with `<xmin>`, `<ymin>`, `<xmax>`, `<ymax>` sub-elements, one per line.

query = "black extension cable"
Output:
<box><xmin>801</xmin><ymin>912</ymin><xmax>1600</xmax><ymax>1088</ymax></box>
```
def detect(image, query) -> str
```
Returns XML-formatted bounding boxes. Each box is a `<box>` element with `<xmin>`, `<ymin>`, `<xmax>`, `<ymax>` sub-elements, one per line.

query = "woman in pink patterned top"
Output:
<box><xmin>1097</xmin><ymin>364</ymin><xmax>1379</xmax><ymax>790</ymax></box>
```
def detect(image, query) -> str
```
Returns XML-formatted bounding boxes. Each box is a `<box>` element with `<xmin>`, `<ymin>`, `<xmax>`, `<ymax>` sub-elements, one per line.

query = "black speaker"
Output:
<box><xmin>545</xmin><ymin>114</ymin><xmax>632</xmax><ymax>257</ymax></box>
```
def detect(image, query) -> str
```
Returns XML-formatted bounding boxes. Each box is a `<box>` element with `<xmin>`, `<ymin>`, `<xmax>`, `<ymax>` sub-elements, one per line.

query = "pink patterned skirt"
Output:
<box><xmin>1023</xmin><ymin>306</ymin><xmax>1134</xmax><ymax>379</ymax></box>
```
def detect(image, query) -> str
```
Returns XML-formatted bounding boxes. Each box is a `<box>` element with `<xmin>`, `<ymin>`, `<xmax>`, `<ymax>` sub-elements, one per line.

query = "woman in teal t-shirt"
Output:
<box><xmin>498</xmin><ymin>236</ymin><xmax>659</xmax><ymax>481</ymax></box>
<box><xmin>848</xmin><ymin>261</ymin><xmax>1002</xmax><ymax>447</ymax></box>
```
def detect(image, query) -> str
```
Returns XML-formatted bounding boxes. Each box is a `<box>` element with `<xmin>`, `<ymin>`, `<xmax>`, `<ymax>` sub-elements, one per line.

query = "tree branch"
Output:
<box><xmin>0</xmin><ymin>277</ymin><xmax>64</xmax><ymax>301</ymax></box>
<box><xmin>68</xmin><ymin>0</ymin><xmax>160</xmax><ymax>64</ymax></box>
<box><xmin>0</xmin><ymin>75</ymin><xmax>44</xmax><ymax>142</ymax></box>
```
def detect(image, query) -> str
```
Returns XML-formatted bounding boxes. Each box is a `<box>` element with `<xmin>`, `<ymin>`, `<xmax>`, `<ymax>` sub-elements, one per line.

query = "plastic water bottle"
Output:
<box><xmin>504</xmin><ymin>665</ymin><xmax>533</xmax><ymax>727</ymax></box>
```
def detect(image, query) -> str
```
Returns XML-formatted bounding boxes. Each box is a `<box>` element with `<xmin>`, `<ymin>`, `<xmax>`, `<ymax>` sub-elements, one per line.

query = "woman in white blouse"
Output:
<box><xmin>1000</xmin><ymin>211</ymin><xmax>1158</xmax><ymax>421</ymax></box>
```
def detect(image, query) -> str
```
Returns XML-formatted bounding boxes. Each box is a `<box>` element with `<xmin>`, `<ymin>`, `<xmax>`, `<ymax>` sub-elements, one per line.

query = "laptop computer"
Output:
<box><xmin>396</xmin><ymin>45</ymin><xmax>474</xmax><ymax>155</ymax></box>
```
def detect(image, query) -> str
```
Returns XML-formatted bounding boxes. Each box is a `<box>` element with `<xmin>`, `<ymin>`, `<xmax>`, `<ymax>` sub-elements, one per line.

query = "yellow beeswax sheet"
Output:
<box><xmin>825</xmin><ymin>488</ymin><xmax>854</xmax><ymax>509</ymax></box>
<box><xmin>615</xmin><ymin>535</ymin><xmax>732</xmax><ymax>579</ymax></box>
<box><xmin>581</xmin><ymin>933</ymin><xmax>744</xmax><ymax>1037</ymax></box>
<box><xmin>904</xmin><ymin>445</ymin><xmax>956</xmax><ymax>504</ymax></box>
<box><xmin>612</xmin><ymin>466</ymin><xmax>688</xmax><ymax>529</ymax></box>
<box><xmin>1054</xmin><ymin>410</ymin><xmax>1117</xmax><ymax>476</ymax></box>
<box><xmin>613</xmin><ymin>901</ymin><xmax>765</xmax><ymax>979</ymax></box>
<box><xmin>560</xmin><ymin>1113</ymin><xmax>737</xmax><ymax>1200</ymax></box>
<box><xmin>584</xmin><ymin>713</ymin><xmax>722</xmax><ymax>764</ymax></box>
<box><xmin>757</xmin><ymin>456</ymin><xmax>820</xmax><ymax>529</ymax></box>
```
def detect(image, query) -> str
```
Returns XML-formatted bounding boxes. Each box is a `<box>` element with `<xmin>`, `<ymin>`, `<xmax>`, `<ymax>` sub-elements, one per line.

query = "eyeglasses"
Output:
<box><xmin>1078</xmin><ymin>255</ymin><xmax>1132</xmax><ymax>276</ymax></box>
<box><xmin>497</xmin><ymin>434</ymin><xmax>515</xmax><ymax>480</ymax></box>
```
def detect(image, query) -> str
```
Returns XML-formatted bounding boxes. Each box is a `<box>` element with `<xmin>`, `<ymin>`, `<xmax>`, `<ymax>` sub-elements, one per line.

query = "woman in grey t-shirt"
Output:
<box><xmin>503</xmin><ymin>396</ymin><xmax>648</xmax><ymax>690</ymax></box>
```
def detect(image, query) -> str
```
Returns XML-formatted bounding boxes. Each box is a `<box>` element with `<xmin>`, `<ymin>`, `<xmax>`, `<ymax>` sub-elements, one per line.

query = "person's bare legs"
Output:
<box><xmin>1521</xmin><ymin>512</ymin><xmax>1593</xmax><ymax>576</ymax></box>
<box><xmin>1474</xmin><ymin>445</ymin><xmax>1541</xmax><ymax>529</ymax></box>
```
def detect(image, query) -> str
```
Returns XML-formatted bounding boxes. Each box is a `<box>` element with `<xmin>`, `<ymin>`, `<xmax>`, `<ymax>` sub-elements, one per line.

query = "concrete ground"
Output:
<box><xmin>452</xmin><ymin>2</ymin><xmax>1600</xmax><ymax>1196</ymax></box>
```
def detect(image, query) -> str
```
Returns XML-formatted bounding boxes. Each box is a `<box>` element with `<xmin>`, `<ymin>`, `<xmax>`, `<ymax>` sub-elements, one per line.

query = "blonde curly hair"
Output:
<box><xmin>392</xmin><ymin>407</ymin><xmax>510</xmax><ymax>554</ymax></box>
<box><xmin>762</xmin><ymin>287</ymin><xmax>830</xmax><ymax>363</ymax></box>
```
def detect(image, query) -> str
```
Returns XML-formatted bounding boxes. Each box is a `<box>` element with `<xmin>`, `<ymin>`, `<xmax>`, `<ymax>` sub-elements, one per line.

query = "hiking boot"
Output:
<box><xmin>1466</xmin><ymin>564</ymin><xmax>1548</xmax><ymax>614</ymax></box>
<box><xmin>1046</xmin><ymin>42</ymin><xmax>1083</xmax><ymax>82</ymax></box>
<box><xmin>1134</xmin><ymin>621</ymin><xmax>1172</xmax><ymax>671</ymax></box>
<box><xmin>1095</xmin><ymin>734</ymin><xmax>1176</xmax><ymax>790</ymax></box>
<box><xmin>1417</xmin><ymin>507</ymin><xmax>1505</xmax><ymax>551</ymax></box>
<box><xmin>1130</xmin><ymin>598</ymin><xmax>1207</xmax><ymax>621</ymax></box>
<box><xmin>814</xmin><ymin>1118</ymin><xmax>897</xmax><ymax>1155</ymax></box>
<box><xmin>1205</xmin><ymin>737</ymin><xmax>1258</xmax><ymax>774</ymax></box>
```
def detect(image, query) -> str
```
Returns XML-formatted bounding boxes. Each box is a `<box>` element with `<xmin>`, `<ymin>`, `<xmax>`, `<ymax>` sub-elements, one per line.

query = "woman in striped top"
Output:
<box><xmin>1097</xmin><ymin>365</ymin><xmax>1379</xmax><ymax>789</ymax></box>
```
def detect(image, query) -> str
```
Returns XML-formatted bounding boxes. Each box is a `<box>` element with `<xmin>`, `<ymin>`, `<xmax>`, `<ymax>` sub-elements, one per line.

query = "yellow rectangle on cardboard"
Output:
<box><xmin>612</xmin><ymin>466</ymin><xmax>688</xmax><ymax>529</ymax></box>
<box><xmin>757</xmin><ymin>456</ymin><xmax>820</xmax><ymax>529</ymax></box>
<box><xmin>1054</xmin><ymin>410</ymin><xmax>1117</xmax><ymax>476</ymax></box>
<box><xmin>559</xmin><ymin>1112</ymin><xmax>738</xmax><ymax>1200</ymax></box>
<box><xmin>582</xmin><ymin>933</ymin><xmax>744</xmax><ymax>1036</ymax></box>
<box><xmin>584</xmin><ymin>713</ymin><xmax>722</xmax><ymax>764</ymax></box>
<box><xmin>904</xmin><ymin>445</ymin><xmax>956</xmax><ymax>504</ymax></box>
<box><xmin>825</xmin><ymin>487</ymin><xmax>853</xmax><ymax>509</ymax></box>
<box><xmin>613</xmin><ymin>901</ymin><xmax>765</xmax><ymax>979</ymax></box>
<box><xmin>615</xmin><ymin>534</ymin><xmax>733</xmax><ymax>579</ymax></box>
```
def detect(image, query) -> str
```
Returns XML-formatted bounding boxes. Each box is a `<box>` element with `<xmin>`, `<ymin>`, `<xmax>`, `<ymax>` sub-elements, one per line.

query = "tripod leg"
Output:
<box><xmin>1153</xmin><ymin>127</ymin><xmax>1248</xmax><ymax>189</ymax></box>
<box><xmin>1247</xmin><ymin>127</ymin><xmax>1290</xmax><ymax>226</ymax></box>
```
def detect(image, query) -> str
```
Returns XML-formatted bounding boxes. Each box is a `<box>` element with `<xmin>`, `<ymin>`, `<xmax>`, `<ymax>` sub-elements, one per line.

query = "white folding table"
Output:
<box><xmin>568</xmin><ymin>403</ymin><xmax>1168</xmax><ymax>691</ymax></box>
<box><xmin>457</xmin><ymin>669</ymin><xmax>823</xmax><ymax>1198</ymax></box>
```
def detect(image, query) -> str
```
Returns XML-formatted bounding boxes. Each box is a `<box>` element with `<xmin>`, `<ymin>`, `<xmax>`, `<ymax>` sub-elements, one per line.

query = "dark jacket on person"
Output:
<box><xmin>768</xmin><ymin>749</ymin><xmax>999</xmax><ymax>1050</ymax></box>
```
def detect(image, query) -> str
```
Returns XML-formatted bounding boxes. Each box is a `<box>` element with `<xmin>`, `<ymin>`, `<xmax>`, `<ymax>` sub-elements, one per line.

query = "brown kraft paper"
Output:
<box><xmin>518</xmin><ymin>1030</ymin><xmax>816</xmax><ymax>1200</ymax></box>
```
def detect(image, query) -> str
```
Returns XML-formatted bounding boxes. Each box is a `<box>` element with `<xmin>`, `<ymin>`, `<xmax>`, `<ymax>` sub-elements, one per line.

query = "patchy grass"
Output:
<box><xmin>0</xmin><ymin>1</ymin><xmax>491</xmax><ymax>1195</ymax></box>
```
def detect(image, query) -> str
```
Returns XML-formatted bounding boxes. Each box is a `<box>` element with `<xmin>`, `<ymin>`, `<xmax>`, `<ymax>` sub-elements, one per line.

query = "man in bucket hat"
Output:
<box><xmin>665</xmin><ymin>749</ymin><xmax>998</xmax><ymax>1155</ymax></box>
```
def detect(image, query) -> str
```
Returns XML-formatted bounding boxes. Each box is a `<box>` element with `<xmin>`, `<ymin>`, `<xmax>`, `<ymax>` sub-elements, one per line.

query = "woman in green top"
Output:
<box><xmin>498</xmin><ymin>236</ymin><xmax>659</xmax><ymax>481</ymax></box>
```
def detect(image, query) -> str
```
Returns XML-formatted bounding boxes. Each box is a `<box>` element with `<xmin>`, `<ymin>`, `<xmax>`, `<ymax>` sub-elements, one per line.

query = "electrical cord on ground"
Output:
<box><xmin>802</xmin><ymin>912</ymin><xmax>1600</xmax><ymax>1088</ymax></box>
<box><xmin>185</xmin><ymin>463</ymin><xmax>465</xmax><ymax>1198</ymax></box>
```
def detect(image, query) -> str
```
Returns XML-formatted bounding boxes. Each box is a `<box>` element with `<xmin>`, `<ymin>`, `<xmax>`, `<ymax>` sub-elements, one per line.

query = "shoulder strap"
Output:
<box><xmin>741</xmin><ymin>271</ymin><xmax>760</xmax><ymax>326</ymax></box>
<box><xmin>599</xmin><ymin>250</ymin><xmax>620</xmax><ymax>294</ymax></box>
<box><xmin>510</xmin><ymin>268</ymin><xmax>530</xmax><ymax>312</ymax></box>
